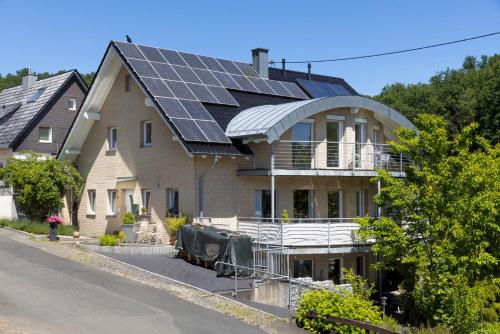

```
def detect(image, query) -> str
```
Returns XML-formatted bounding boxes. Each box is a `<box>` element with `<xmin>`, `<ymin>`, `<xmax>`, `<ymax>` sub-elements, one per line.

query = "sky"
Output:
<box><xmin>0</xmin><ymin>0</ymin><xmax>499</xmax><ymax>96</ymax></box>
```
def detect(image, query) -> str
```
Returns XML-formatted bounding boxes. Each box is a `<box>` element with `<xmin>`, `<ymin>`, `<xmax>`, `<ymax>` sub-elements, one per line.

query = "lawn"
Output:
<box><xmin>0</xmin><ymin>219</ymin><xmax>76</xmax><ymax>236</ymax></box>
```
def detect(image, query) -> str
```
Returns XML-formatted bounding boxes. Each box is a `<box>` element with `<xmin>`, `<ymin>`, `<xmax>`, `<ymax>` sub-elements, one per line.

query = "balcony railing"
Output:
<box><xmin>240</xmin><ymin>140</ymin><xmax>409</xmax><ymax>175</ymax></box>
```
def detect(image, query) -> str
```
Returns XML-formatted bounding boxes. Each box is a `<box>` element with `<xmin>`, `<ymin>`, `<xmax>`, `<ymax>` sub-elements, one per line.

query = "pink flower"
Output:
<box><xmin>47</xmin><ymin>215</ymin><xmax>64</xmax><ymax>224</ymax></box>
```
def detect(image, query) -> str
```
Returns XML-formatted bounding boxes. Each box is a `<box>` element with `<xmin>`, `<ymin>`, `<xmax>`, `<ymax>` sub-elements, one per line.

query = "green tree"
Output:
<box><xmin>357</xmin><ymin>115</ymin><xmax>500</xmax><ymax>332</ymax></box>
<box><xmin>375</xmin><ymin>55</ymin><xmax>500</xmax><ymax>143</ymax></box>
<box><xmin>0</xmin><ymin>152</ymin><xmax>83</xmax><ymax>221</ymax></box>
<box><xmin>0</xmin><ymin>68</ymin><xmax>94</xmax><ymax>92</ymax></box>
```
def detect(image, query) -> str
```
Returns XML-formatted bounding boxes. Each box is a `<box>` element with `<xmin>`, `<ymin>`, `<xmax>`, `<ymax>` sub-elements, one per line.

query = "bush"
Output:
<box><xmin>164</xmin><ymin>215</ymin><xmax>189</xmax><ymax>238</ymax></box>
<box><xmin>281</xmin><ymin>209</ymin><xmax>290</xmax><ymax>223</ymax></box>
<box><xmin>117</xmin><ymin>230</ymin><xmax>126</xmax><ymax>243</ymax></box>
<box><xmin>99</xmin><ymin>235</ymin><xmax>117</xmax><ymax>246</ymax></box>
<box><xmin>471</xmin><ymin>322</ymin><xmax>500</xmax><ymax>334</ymax></box>
<box><xmin>0</xmin><ymin>219</ymin><xmax>75</xmax><ymax>236</ymax></box>
<box><xmin>122</xmin><ymin>212</ymin><xmax>135</xmax><ymax>225</ymax></box>
<box><xmin>296</xmin><ymin>289</ymin><xmax>383</xmax><ymax>334</ymax></box>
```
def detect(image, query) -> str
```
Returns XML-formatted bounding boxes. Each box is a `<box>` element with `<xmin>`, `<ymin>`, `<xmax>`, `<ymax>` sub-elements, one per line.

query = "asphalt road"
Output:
<box><xmin>0</xmin><ymin>235</ymin><xmax>265</xmax><ymax>334</ymax></box>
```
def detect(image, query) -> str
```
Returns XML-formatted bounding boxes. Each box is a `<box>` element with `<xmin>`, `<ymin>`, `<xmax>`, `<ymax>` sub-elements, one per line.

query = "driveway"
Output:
<box><xmin>0</xmin><ymin>234</ymin><xmax>265</xmax><ymax>334</ymax></box>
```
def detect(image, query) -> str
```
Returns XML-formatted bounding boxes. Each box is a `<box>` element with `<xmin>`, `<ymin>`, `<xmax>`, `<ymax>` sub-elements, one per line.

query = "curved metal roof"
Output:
<box><xmin>226</xmin><ymin>96</ymin><xmax>417</xmax><ymax>142</ymax></box>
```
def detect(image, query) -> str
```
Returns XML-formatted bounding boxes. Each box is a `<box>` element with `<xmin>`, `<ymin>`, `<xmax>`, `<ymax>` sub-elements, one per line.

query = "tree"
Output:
<box><xmin>0</xmin><ymin>68</ymin><xmax>94</xmax><ymax>92</ymax></box>
<box><xmin>357</xmin><ymin>115</ymin><xmax>499</xmax><ymax>332</ymax></box>
<box><xmin>375</xmin><ymin>55</ymin><xmax>500</xmax><ymax>143</ymax></box>
<box><xmin>0</xmin><ymin>152</ymin><xmax>83</xmax><ymax>221</ymax></box>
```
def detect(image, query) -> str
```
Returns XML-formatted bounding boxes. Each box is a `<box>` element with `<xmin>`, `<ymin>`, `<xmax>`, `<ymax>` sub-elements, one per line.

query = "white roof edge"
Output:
<box><xmin>226</xmin><ymin>96</ymin><xmax>416</xmax><ymax>141</ymax></box>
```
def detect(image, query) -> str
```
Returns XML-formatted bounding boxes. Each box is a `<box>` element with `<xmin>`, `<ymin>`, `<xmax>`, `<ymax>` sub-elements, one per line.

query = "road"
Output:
<box><xmin>0</xmin><ymin>235</ymin><xmax>265</xmax><ymax>334</ymax></box>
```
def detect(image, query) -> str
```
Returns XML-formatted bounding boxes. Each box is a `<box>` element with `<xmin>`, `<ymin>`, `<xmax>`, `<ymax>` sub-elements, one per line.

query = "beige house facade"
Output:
<box><xmin>60</xmin><ymin>41</ymin><xmax>416</xmax><ymax>282</ymax></box>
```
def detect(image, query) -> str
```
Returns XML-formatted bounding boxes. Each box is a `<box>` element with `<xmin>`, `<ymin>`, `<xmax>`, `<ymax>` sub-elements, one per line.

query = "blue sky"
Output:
<box><xmin>1</xmin><ymin>0</ymin><xmax>499</xmax><ymax>95</ymax></box>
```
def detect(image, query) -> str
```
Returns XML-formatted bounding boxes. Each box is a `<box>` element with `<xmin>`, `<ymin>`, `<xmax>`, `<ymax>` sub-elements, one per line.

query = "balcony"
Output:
<box><xmin>238</xmin><ymin>141</ymin><xmax>409</xmax><ymax>177</ymax></box>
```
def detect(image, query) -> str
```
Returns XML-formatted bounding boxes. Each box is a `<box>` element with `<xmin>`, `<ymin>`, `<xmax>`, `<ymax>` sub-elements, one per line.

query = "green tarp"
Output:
<box><xmin>175</xmin><ymin>224</ymin><xmax>253</xmax><ymax>277</ymax></box>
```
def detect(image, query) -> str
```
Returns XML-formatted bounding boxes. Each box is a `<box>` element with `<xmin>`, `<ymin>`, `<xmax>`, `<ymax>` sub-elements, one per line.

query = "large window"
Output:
<box><xmin>108</xmin><ymin>127</ymin><xmax>117</xmax><ymax>151</ymax></box>
<box><xmin>328</xmin><ymin>190</ymin><xmax>341</xmax><ymax>218</ymax></box>
<box><xmin>291</xmin><ymin>122</ymin><xmax>312</xmax><ymax>169</ymax></box>
<box><xmin>167</xmin><ymin>188</ymin><xmax>179</xmax><ymax>216</ymax></box>
<box><xmin>88</xmin><ymin>190</ymin><xmax>96</xmax><ymax>214</ymax></box>
<box><xmin>39</xmin><ymin>126</ymin><xmax>52</xmax><ymax>143</ymax></box>
<box><xmin>327</xmin><ymin>121</ymin><xmax>341</xmax><ymax>167</ymax></box>
<box><xmin>255</xmin><ymin>190</ymin><xmax>277</xmax><ymax>218</ymax></box>
<box><xmin>142</xmin><ymin>189</ymin><xmax>151</xmax><ymax>213</ymax></box>
<box><xmin>356</xmin><ymin>190</ymin><xmax>365</xmax><ymax>217</ymax></box>
<box><xmin>107</xmin><ymin>190</ymin><xmax>117</xmax><ymax>215</ymax></box>
<box><xmin>294</xmin><ymin>189</ymin><xmax>313</xmax><ymax>219</ymax></box>
<box><xmin>328</xmin><ymin>258</ymin><xmax>342</xmax><ymax>284</ymax></box>
<box><xmin>293</xmin><ymin>259</ymin><xmax>313</xmax><ymax>278</ymax></box>
<box><xmin>142</xmin><ymin>121</ymin><xmax>152</xmax><ymax>146</ymax></box>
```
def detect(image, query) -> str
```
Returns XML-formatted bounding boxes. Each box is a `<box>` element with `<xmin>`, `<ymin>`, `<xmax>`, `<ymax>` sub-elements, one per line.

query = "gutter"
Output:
<box><xmin>198</xmin><ymin>155</ymin><xmax>220</xmax><ymax>217</ymax></box>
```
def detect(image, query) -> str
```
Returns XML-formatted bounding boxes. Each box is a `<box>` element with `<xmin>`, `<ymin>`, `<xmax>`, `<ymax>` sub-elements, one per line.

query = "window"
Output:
<box><xmin>68</xmin><ymin>99</ymin><xmax>77</xmax><ymax>111</ymax></box>
<box><xmin>356</xmin><ymin>256</ymin><xmax>365</xmax><ymax>278</ymax></box>
<box><xmin>356</xmin><ymin>190</ymin><xmax>365</xmax><ymax>217</ymax></box>
<box><xmin>108</xmin><ymin>127</ymin><xmax>117</xmax><ymax>150</ymax></box>
<box><xmin>255</xmin><ymin>190</ymin><xmax>277</xmax><ymax>218</ymax></box>
<box><xmin>107</xmin><ymin>190</ymin><xmax>117</xmax><ymax>215</ymax></box>
<box><xmin>38</xmin><ymin>126</ymin><xmax>52</xmax><ymax>143</ymax></box>
<box><xmin>29</xmin><ymin>88</ymin><xmax>45</xmax><ymax>103</ymax></box>
<box><xmin>125</xmin><ymin>75</ymin><xmax>131</xmax><ymax>92</ymax></box>
<box><xmin>291</xmin><ymin>121</ymin><xmax>313</xmax><ymax>169</ymax></box>
<box><xmin>328</xmin><ymin>191</ymin><xmax>341</xmax><ymax>218</ymax></box>
<box><xmin>354</xmin><ymin>122</ymin><xmax>366</xmax><ymax>168</ymax></box>
<box><xmin>88</xmin><ymin>190</ymin><xmax>96</xmax><ymax>214</ymax></box>
<box><xmin>294</xmin><ymin>189</ymin><xmax>313</xmax><ymax>218</ymax></box>
<box><xmin>293</xmin><ymin>259</ymin><xmax>313</xmax><ymax>278</ymax></box>
<box><xmin>167</xmin><ymin>188</ymin><xmax>179</xmax><ymax>216</ymax></box>
<box><xmin>142</xmin><ymin>121</ymin><xmax>152</xmax><ymax>146</ymax></box>
<box><xmin>142</xmin><ymin>189</ymin><xmax>151</xmax><ymax>213</ymax></box>
<box><xmin>328</xmin><ymin>258</ymin><xmax>342</xmax><ymax>283</ymax></box>
<box><xmin>327</xmin><ymin>121</ymin><xmax>342</xmax><ymax>167</ymax></box>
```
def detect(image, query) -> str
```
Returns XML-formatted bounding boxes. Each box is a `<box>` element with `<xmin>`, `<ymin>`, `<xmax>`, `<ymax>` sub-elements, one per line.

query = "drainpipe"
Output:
<box><xmin>198</xmin><ymin>155</ymin><xmax>220</xmax><ymax>217</ymax></box>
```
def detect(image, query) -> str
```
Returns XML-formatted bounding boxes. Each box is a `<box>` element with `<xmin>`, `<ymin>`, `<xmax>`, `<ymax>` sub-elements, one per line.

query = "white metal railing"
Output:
<box><xmin>241</xmin><ymin>141</ymin><xmax>409</xmax><ymax>174</ymax></box>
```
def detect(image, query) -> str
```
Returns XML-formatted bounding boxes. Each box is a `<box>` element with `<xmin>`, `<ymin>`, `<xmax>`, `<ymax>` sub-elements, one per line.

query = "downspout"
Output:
<box><xmin>198</xmin><ymin>155</ymin><xmax>220</xmax><ymax>217</ymax></box>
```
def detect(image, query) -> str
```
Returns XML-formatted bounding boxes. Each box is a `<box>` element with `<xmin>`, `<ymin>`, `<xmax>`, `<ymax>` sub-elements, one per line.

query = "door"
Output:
<box><xmin>354</xmin><ymin>122</ymin><xmax>366</xmax><ymax>168</ymax></box>
<box><xmin>291</xmin><ymin>122</ymin><xmax>313</xmax><ymax>169</ymax></box>
<box><xmin>328</xmin><ymin>190</ymin><xmax>341</xmax><ymax>218</ymax></box>
<box><xmin>328</xmin><ymin>258</ymin><xmax>343</xmax><ymax>284</ymax></box>
<box><xmin>294</xmin><ymin>189</ymin><xmax>313</xmax><ymax>219</ymax></box>
<box><xmin>327</xmin><ymin>121</ymin><xmax>342</xmax><ymax>168</ymax></box>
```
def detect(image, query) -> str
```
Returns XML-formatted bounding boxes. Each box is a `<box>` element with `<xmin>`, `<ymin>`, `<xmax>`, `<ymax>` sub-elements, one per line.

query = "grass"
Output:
<box><xmin>0</xmin><ymin>219</ymin><xmax>76</xmax><ymax>236</ymax></box>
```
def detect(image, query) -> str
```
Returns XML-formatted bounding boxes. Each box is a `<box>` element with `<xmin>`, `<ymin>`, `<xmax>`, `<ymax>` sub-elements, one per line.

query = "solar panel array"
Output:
<box><xmin>113</xmin><ymin>41</ymin><xmax>309</xmax><ymax>144</ymax></box>
<box><xmin>296</xmin><ymin>79</ymin><xmax>352</xmax><ymax>98</ymax></box>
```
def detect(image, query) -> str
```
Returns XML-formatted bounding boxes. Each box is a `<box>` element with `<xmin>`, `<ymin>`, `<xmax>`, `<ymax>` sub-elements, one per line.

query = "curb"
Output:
<box><xmin>82</xmin><ymin>244</ymin><xmax>175</xmax><ymax>255</ymax></box>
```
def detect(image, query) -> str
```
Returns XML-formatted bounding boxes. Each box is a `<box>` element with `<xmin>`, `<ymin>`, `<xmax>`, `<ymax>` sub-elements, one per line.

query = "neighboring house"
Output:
<box><xmin>0</xmin><ymin>70</ymin><xmax>88</xmax><ymax>219</ymax></box>
<box><xmin>59</xmin><ymin>41</ymin><xmax>416</xmax><ymax>281</ymax></box>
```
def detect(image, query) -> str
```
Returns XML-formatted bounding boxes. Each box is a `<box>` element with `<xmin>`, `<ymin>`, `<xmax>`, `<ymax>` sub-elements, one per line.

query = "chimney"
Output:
<box><xmin>252</xmin><ymin>48</ymin><xmax>269</xmax><ymax>78</ymax></box>
<box><xmin>22</xmin><ymin>68</ymin><xmax>37</xmax><ymax>90</ymax></box>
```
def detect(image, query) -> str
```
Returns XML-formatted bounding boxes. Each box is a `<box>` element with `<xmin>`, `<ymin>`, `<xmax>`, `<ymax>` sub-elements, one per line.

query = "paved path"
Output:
<box><xmin>0</xmin><ymin>235</ymin><xmax>265</xmax><ymax>334</ymax></box>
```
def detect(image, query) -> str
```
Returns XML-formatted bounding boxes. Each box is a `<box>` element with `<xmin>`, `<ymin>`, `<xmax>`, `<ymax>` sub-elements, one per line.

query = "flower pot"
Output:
<box><xmin>120</xmin><ymin>224</ymin><xmax>137</xmax><ymax>243</ymax></box>
<box><xmin>49</xmin><ymin>222</ymin><xmax>59</xmax><ymax>241</ymax></box>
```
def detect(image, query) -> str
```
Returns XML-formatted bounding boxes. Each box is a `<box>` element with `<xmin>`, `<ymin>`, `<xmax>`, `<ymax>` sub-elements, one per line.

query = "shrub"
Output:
<box><xmin>164</xmin><ymin>215</ymin><xmax>189</xmax><ymax>238</ymax></box>
<box><xmin>415</xmin><ymin>326</ymin><xmax>452</xmax><ymax>334</ymax></box>
<box><xmin>122</xmin><ymin>212</ymin><xmax>135</xmax><ymax>225</ymax></box>
<box><xmin>341</xmin><ymin>268</ymin><xmax>375</xmax><ymax>301</ymax></box>
<box><xmin>281</xmin><ymin>209</ymin><xmax>290</xmax><ymax>223</ymax></box>
<box><xmin>99</xmin><ymin>235</ymin><xmax>117</xmax><ymax>246</ymax></box>
<box><xmin>117</xmin><ymin>230</ymin><xmax>126</xmax><ymax>243</ymax></box>
<box><xmin>0</xmin><ymin>219</ymin><xmax>75</xmax><ymax>236</ymax></box>
<box><xmin>471</xmin><ymin>322</ymin><xmax>500</xmax><ymax>334</ymax></box>
<box><xmin>296</xmin><ymin>289</ymin><xmax>383</xmax><ymax>334</ymax></box>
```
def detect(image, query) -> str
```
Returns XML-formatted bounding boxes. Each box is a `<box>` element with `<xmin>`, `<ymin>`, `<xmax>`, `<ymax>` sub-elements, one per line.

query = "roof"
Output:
<box><xmin>226</xmin><ymin>96</ymin><xmax>417</xmax><ymax>142</ymax></box>
<box><xmin>0</xmin><ymin>71</ymin><xmax>86</xmax><ymax>148</ymax></box>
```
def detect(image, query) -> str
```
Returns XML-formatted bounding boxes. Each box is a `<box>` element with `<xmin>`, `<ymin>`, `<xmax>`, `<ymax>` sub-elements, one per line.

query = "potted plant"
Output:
<box><xmin>47</xmin><ymin>213</ymin><xmax>64</xmax><ymax>241</ymax></box>
<box><xmin>120</xmin><ymin>212</ymin><xmax>137</xmax><ymax>243</ymax></box>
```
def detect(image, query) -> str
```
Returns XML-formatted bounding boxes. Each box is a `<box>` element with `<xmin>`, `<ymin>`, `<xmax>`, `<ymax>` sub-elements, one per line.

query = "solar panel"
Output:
<box><xmin>266</xmin><ymin>80</ymin><xmax>292</xmax><ymax>96</ymax></box>
<box><xmin>156</xmin><ymin>97</ymin><xmax>191</xmax><ymax>118</ymax></box>
<box><xmin>164</xmin><ymin>80</ymin><xmax>197</xmax><ymax>100</ymax></box>
<box><xmin>296</xmin><ymin>79</ymin><xmax>352</xmax><ymax>98</ymax></box>
<box><xmin>217</xmin><ymin>59</ymin><xmax>242</xmax><ymax>75</ymax></box>
<box><xmin>230</xmin><ymin>75</ymin><xmax>259</xmax><ymax>92</ymax></box>
<box><xmin>192</xmin><ymin>68</ymin><xmax>222</xmax><ymax>87</ymax></box>
<box><xmin>206</xmin><ymin>86</ymin><xmax>239</xmax><ymax>106</ymax></box>
<box><xmin>171</xmin><ymin>65</ymin><xmax>202</xmax><ymax>84</ymax></box>
<box><xmin>234</xmin><ymin>62</ymin><xmax>259</xmax><ymax>77</ymax></box>
<box><xmin>186</xmin><ymin>83</ymin><xmax>218</xmax><ymax>104</ymax></box>
<box><xmin>141</xmin><ymin>77</ymin><xmax>174</xmax><ymax>97</ymax></box>
<box><xmin>180</xmin><ymin>100</ymin><xmax>214</xmax><ymax>120</ymax></box>
<box><xmin>178</xmin><ymin>52</ymin><xmax>206</xmax><ymax>69</ymax></box>
<box><xmin>158</xmin><ymin>49</ymin><xmax>187</xmax><ymax>66</ymax></box>
<box><xmin>198</xmin><ymin>55</ymin><xmax>226</xmax><ymax>72</ymax></box>
<box><xmin>248</xmin><ymin>78</ymin><xmax>276</xmax><ymax>95</ymax></box>
<box><xmin>212</xmin><ymin>71</ymin><xmax>241</xmax><ymax>90</ymax></box>
<box><xmin>151</xmin><ymin>62</ymin><xmax>182</xmax><ymax>81</ymax></box>
<box><xmin>170</xmin><ymin>118</ymin><xmax>208</xmax><ymax>142</ymax></box>
<box><xmin>137</xmin><ymin>45</ymin><xmax>165</xmax><ymax>62</ymax></box>
<box><xmin>196</xmin><ymin>120</ymin><xmax>231</xmax><ymax>143</ymax></box>
<box><xmin>128</xmin><ymin>59</ymin><xmax>159</xmax><ymax>78</ymax></box>
<box><xmin>281</xmin><ymin>81</ymin><xmax>310</xmax><ymax>99</ymax></box>
<box><xmin>295</xmin><ymin>79</ymin><xmax>325</xmax><ymax>97</ymax></box>
<box><xmin>114</xmin><ymin>42</ymin><xmax>145</xmax><ymax>60</ymax></box>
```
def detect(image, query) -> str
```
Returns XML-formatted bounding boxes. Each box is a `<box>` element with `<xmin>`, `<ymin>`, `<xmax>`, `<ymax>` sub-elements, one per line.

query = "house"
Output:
<box><xmin>59</xmin><ymin>41</ymin><xmax>416</xmax><ymax>281</ymax></box>
<box><xmin>0</xmin><ymin>70</ymin><xmax>88</xmax><ymax>219</ymax></box>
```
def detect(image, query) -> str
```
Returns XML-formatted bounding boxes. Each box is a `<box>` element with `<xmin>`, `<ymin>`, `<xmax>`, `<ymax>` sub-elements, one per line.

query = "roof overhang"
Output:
<box><xmin>226</xmin><ymin>96</ymin><xmax>417</xmax><ymax>142</ymax></box>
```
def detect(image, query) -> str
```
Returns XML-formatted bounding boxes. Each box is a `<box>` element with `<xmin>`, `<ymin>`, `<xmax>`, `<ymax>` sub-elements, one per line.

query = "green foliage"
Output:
<box><xmin>164</xmin><ymin>215</ymin><xmax>189</xmax><ymax>238</ymax></box>
<box><xmin>0</xmin><ymin>152</ymin><xmax>83</xmax><ymax>221</ymax></box>
<box><xmin>281</xmin><ymin>208</ymin><xmax>290</xmax><ymax>223</ymax></box>
<box><xmin>0</xmin><ymin>219</ymin><xmax>75</xmax><ymax>236</ymax></box>
<box><xmin>415</xmin><ymin>326</ymin><xmax>452</xmax><ymax>334</ymax></box>
<box><xmin>117</xmin><ymin>230</ymin><xmax>126</xmax><ymax>243</ymax></box>
<box><xmin>296</xmin><ymin>289</ymin><xmax>383</xmax><ymax>334</ymax></box>
<box><xmin>122</xmin><ymin>212</ymin><xmax>135</xmax><ymax>225</ymax></box>
<box><xmin>375</xmin><ymin>54</ymin><xmax>500</xmax><ymax>143</ymax></box>
<box><xmin>341</xmin><ymin>268</ymin><xmax>375</xmax><ymax>301</ymax></box>
<box><xmin>0</xmin><ymin>68</ymin><xmax>94</xmax><ymax>92</ymax></box>
<box><xmin>471</xmin><ymin>322</ymin><xmax>500</xmax><ymax>334</ymax></box>
<box><xmin>99</xmin><ymin>235</ymin><xmax>117</xmax><ymax>246</ymax></box>
<box><xmin>357</xmin><ymin>114</ymin><xmax>500</xmax><ymax>332</ymax></box>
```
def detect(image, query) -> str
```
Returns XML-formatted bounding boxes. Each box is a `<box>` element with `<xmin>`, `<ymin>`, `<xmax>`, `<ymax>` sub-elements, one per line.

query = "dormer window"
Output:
<box><xmin>29</xmin><ymin>88</ymin><xmax>45</xmax><ymax>103</ymax></box>
<box><xmin>68</xmin><ymin>99</ymin><xmax>77</xmax><ymax>111</ymax></box>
